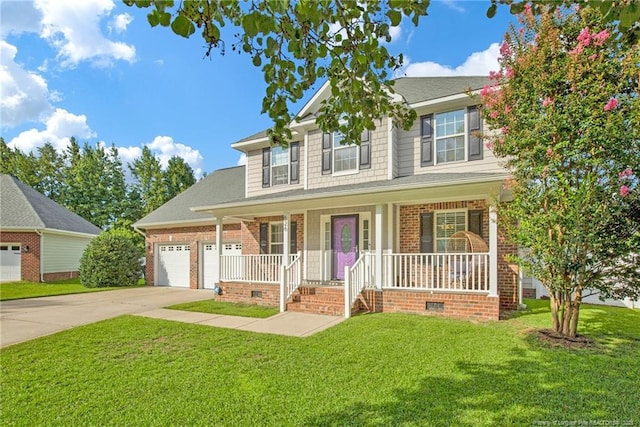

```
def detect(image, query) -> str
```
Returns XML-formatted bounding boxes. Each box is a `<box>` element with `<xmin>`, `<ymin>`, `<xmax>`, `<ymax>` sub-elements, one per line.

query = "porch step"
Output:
<box><xmin>287</xmin><ymin>286</ymin><xmax>345</xmax><ymax>316</ymax></box>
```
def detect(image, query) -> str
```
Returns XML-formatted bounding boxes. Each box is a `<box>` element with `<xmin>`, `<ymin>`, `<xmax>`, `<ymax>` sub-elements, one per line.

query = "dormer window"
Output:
<box><xmin>333</xmin><ymin>133</ymin><xmax>358</xmax><ymax>173</ymax></box>
<box><xmin>421</xmin><ymin>106</ymin><xmax>482</xmax><ymax>166</ymax></box>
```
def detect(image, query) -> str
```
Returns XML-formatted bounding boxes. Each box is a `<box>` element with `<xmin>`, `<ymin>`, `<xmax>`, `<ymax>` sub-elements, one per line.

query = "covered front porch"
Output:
<box><xmin>192</xmin><ymin>179</ymin><xmax>515</xmax><ymax>320</ymax></box>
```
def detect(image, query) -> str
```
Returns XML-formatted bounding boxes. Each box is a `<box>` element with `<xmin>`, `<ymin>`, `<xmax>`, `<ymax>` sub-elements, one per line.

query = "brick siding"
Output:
<box><xmin>382</xmin><ymin>290</ymin><xmax>500</xmax><ymax>321</ymax></box>
<box><xmin>215</xmin><ymin>281</ymin><xmax>279</xmax><ymax>307</ymax></box>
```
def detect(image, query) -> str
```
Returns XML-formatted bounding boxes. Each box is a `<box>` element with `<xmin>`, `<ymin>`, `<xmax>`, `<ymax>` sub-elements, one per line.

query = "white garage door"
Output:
<box><xmin>0</xmin><ymin>244</ymin><xmax>21</xmax><ymax>282</ymax></box>
<box><xmin>202</xmin><ymin>243</ymin><xmax>242</xmax><ymax>289</ymax></box>
<box><xmin>157</xmin><ymin>244</ymin><xmax>190</xmax><ymax>287</ymax></box>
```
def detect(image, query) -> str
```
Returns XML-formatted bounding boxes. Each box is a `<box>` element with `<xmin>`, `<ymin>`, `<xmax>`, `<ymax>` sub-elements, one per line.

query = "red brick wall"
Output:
<box><xmin>144</xmin><ymin>224</ymin><xmax>241</xmax><ymax>288</ymax></box>
<box><xmin>0</xmin><ymin>231</ymin><xmax>41</xmax><ymax>282</ymax></box>
<box><xmin>43</xmin><ymin>271</ymin><xmax>79</xmax><ymax>282</ymax></box>
<box><xmin>382</xmin><ymin>290</ymin><xmax>500</xmax><ymax>321</ymax></box>
<box><xmin>399</xmin><ymin>200</ymin><xmax>489</xmax><ymax>253</ymax></box>
<box><xmin>241</xmin><ymin>214</ymin><xmax>305</xmax><ymax>255</ymax></box>
<box><xmin>498</xmin><ymin>233</ymin><xmax>519</xmax><ymax>310</ymax></box>
<box><xmin>216</xmin><ymin>281</ymin><xmax>279</xmax><ymax>307</ymax></box>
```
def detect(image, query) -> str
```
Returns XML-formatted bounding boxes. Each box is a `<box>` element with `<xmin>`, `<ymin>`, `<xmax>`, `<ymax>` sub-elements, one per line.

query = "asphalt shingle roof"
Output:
<box><xmin>0</xmin><ymin>174</ymin><xmax>101</xmax><ymax>235</ymax></box>
<box><xmin>133</xmin><ymin>166</ymin><xmax>245</xmax><ymax>227</ymax></box>
<box><xmin>392</xmin><ymin>76</ymin><xmax>490</xmax><ymax>104</ymax></box>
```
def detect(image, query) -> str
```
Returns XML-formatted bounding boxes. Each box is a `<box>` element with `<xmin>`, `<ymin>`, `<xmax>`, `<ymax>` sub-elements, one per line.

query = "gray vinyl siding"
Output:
<box><xmin>397</xmin><ymin>111</ymin><xmax>502</xmax><ymax>177</ymax></box>
<box><xmin>391</xmin><ymin>125</ymin><xmax>399</xmax><ymax>179</ymax></box>
<box><xmin>42</xmin><ymin>232</ymin><xmax>95</xmax><ymax>273</ymax></box>
<box><xmin>246</xmin><ymin>141</ymin><xmax>305</xmax><ymax>197</ymax></box>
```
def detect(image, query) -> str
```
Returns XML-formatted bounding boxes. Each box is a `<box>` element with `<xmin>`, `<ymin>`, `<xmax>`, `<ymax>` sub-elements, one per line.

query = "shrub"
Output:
<box><xmin>79</xmin><ymin>231</ymin><xmax>143</xmax><ymax>288</ymax></box>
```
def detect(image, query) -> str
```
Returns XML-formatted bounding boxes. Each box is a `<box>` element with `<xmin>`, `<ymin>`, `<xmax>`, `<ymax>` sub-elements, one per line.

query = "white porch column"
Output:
<box><xmin>489</xmin><ymin>206</ymin><xmax>499</xmax><ymax>297</ymax></box>
<box><xmin>375</xmin><ymin>204</ymin><xmax>383</xmax><ymax>290</ymax></box>
<box><xmin>283</xmin><ymin>212</ymin><xmax>290</xmax><ymax>262</ymax></box>
<box><xmin>214</xmin><ymin>217</ymin><xmax>223</xmax><ymax>285</ymax></box>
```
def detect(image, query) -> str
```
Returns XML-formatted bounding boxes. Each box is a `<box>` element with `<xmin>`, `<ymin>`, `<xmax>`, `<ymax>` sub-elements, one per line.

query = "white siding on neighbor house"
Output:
<box><xmin>528</xmin><ymin>277</ymin><xmax>640</xmax><ymax>309</ymax></box>
<box><xmin>246</xmin><ymin>141</ymin><xmax>305</xmax><ymax>197</ymax></box>
<box><xmin>42</xmin><ymin>232</ymin><xmax>95</xmax><ymax>274</ymax></box>
<box><xmin>306</xmin><ymin>119</ymin><xmax>389</xmax><ymax>190</ymax></box>
<box><xmin>396</xmin><ymin>108</ymin><xmax>504</xmax><ymax>177</ymax></box>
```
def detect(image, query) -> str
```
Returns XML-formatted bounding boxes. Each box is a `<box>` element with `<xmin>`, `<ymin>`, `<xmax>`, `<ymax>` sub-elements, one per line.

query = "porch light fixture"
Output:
<box><xmin>23</xmin><ymin>245</ymin><xmax>29</xmax><ymax>253</ymax></box>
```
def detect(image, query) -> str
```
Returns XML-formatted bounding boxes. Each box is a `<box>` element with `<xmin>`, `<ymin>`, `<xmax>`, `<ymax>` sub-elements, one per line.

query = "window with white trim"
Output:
<box><xmin>435</xmin><ymin>211</ymin><xmax>466</xmax><ymax>252</ymax></box>
<box><xmin>271</xmin><ymin>146</ymin><xmax>289</xmax><ymax>185</ymax></box>
<box><xmin>435</xmin><ymin>109</ymin><xmax>465</xmax><ymax>164</ymax></box>
<box><xmin>333</xmin><ymin>132</ymin><xmax>358</xmax><ymax>173</ymax></box>
<box><xmin>270</xmin><ymin>222</ymin><xmax>284</xmax><ymax>254</ymax></box>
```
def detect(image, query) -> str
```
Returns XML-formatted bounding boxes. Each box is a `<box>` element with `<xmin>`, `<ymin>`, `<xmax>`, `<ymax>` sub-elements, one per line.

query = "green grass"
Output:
<box><xmin>0</xmin><ymin>278</ymin><xmax>146</xmax><ymax>301</ymax></box>
<box><xmin>1</xmin><ymin>300</ymin><xmax>638</xmax><ymax>426</ymax></box>
<box><xmin>166</xmin><ymin>299</ymin><xmax>279</xmax><ymax>318</ymax></box>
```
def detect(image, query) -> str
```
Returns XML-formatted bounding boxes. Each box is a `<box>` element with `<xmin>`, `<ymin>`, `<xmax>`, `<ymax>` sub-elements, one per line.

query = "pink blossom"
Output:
<box><xmin>504</xmin><ymin>105</ymin><xmax>512</xmax><ymax>114</ymax></box>
<box><xmin>490</xmin><ymin>111</ymin><xmax>499</xmax><ymax>119</ymax></box>
<box><xmin>485</xmin><ymin>142</ymin><xmax>493</xmax><ymax>150</ymax></box>
<box><xmin>604</xmin><ymin>98</ymin><xmax>619</xmax><ymax>111</ymax></box>
<box><xmin>542</xmin><ymin>97</ymin><xmax>553</xmax><ymax>107</ymax></box>
<box><xmin>480</xmin><ymin>84</ymin><xmax>492</xmax><ymax>97</ymax></box>
<box><xmin>577</xmin><ymin>27</ymin><xmax>591</xmax><ymax>46</ymax></box>
<box><xmin>546</xmin><ymin>148</ymin><xmax>553</xmax><ymax>157</ymax></box>
<box><xmin>620</xmin><ymin>185</ymin><xmax>630</xmax><ymax>197</ymax></box>
<box><xmin>524</xmin><ymin>3</ymin><xmax>532</xmax><ymax>14</ymax></box>
<box><xmin>619</xmin><ymin>168</ymin><xmax>633</xmax><ymax>179</ymax></box>
<box><xmin>505</xmin><ymin>68</ymin><xmax>515</xmax><ymax>78</ymax></box>
<box><xmin>501</xmin><ymin>126</ymin><xmax>509</xmax><ymax>134</ymax></box>
<box><xmin>500</xmin><ymin>41</ymin><xmax>512</xmax><ymax>57</ymax></box>
<box><xmin>518</xmin><ymin>28</ymin><xmax>524</xmax><ymax>35</ymax></box>
<box><xmin>569</xmin><ymin>44</ymin><xmax>584</xmax><ymax>57</ymax></box>
<box><xmin>489</xmin><ymin>70</ymin><xmax>503</xmax><ymax>81</ymax></box>
<box><xmin>588</xmin><ymin>54</ymin><xmax>597</xmax><ymax>61</ymax></box>
<box><xmin>592</xmin><ymin>29</ymin><xmax>610</xmax><ymax>46</ymax></box>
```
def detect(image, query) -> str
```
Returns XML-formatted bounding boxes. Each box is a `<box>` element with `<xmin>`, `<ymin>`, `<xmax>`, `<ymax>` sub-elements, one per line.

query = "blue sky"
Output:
<box><xmin>1</xmin><ymin>0</ymin><xmax>516</xmax><ymax>177</ymax></box>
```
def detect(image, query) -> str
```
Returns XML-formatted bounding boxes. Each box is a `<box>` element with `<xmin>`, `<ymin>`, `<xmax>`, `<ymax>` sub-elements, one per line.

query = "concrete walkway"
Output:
<box><xmin>0</xmin><ymin>287</ymin><xmax>345</xmax><ymax>348</ymax></box>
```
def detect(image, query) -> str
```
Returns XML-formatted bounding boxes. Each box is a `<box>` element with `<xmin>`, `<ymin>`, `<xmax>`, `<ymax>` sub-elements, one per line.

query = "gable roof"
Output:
<box><xmin>133</xmin><ymin>166</ymin><xmax>245</xmax><ymax>228</ymax></box>
<box><xmin>0</xmin><ymin>174</ymin><xmax>101</xmax><ymax>235</ymax></box>
<box><xmin>392</xmin><ymin>76</ymin><xmax>490</xmax><ymax>104</ymax></box>
<box><xmin>232</xmin><ymin>76</ymin><xmax>490</xmax><ymax>146</ymax></box>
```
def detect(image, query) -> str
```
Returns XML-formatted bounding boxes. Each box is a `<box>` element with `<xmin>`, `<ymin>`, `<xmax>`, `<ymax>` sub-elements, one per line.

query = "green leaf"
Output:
<box><xmin>147</xmin><ymin>11</ymin><xmax>160</xmax><ymax>27</ymax></box>
<box><xmin>171</xmin><ymin>15</ymin><xmax>195</xmax><ymax>38</ymax></box>
<box><xmin>252</xmin><ymin>55</ymin><xmax>262</xmax><ymax>66</ymax></box>
<box><xmin>159</xmin><ymin>12</ymin><xmax>171</xmax><ymax>27</ymax></box>
<box><xmin>387</xmin><ymin>10</ymin><xmax>402</xmax><ymax>27</ymax></box>
<box><xmin>486</xmin><ymin>4</ymin><xmax>497</xmax><ymax>19</ymax></box>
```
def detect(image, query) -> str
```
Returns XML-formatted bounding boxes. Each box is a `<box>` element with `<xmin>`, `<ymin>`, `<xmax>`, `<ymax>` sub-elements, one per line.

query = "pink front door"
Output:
<box><xmin>332</xmin><ymin>215</ymin><xmax>359</xmax><ymax>280</ymax></box>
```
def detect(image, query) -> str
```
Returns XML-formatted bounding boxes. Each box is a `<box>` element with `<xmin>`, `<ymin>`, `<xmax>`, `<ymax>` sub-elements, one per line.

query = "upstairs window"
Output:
<box><xmin>322</xmin><ymin>130</ymin><xmax>371</xmax><ymax>175</ymax></box>
<box><xmin>262</xmin><ymin>142</ymin><xmax>300</xmax><ymax>188</ymax></box>
<box><xmin>271</xmin><ymin>146</ymin><xmax>289</xmax><ymax>185</ymax></box>
<box><xmin>421</xmin><ymin>106</ymin><xmax>482</xmax><ymax>167</ymax></box>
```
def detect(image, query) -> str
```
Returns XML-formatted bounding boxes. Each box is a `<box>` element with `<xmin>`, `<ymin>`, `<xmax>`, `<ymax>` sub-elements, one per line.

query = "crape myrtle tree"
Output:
<box><xmin>481</xmin><ymin>5</ymin><xmax>640</xmax><ymax>337</ymax></box>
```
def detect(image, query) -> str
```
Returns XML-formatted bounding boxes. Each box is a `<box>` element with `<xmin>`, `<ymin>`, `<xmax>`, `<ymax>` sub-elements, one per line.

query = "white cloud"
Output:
<box><xmin>35</xmin><ymin>0</ymin><xmax>136</xmax><ymax>68</ymax></box>
<box><xmin>442</xmin><ymin>0</ymin><xmax>466</xmax><ymax>14</ymax></box>
<box><xmin>388</xmin><ymin>24</ymin><xmax>402</xmax><ymax>43</ymax></box>
<box><xmin>400</xmin><ymin>42</ymin><xmax>500</xmax><ymax>77</ymax></box>
<box><xmin>237</xmin><ymin>154</ymin><xmax>247</xmax><ymax>166</ymax></box>
<box><xmin>0</xmin><ymin>1</ymin><xmax>42</xmax><ymax>37</ymax></box>
<box><xmin>147</xmin><ymin>136</ymin><xmax>205</xmax><ymax>178</ymax></box>
<box><xmin>109</xmin><ymin>13</ymin><xmax>133</xmax><ymax>34</ymax></box>
<box><xmin>7</xmin><ymin>108</ymin><xmax>96</xmax><ymax>153</ymax></box>
<box><xmin>0</xmin><ymin>40</ymin><xmax>53</xmax><ymax>128</ymax></box>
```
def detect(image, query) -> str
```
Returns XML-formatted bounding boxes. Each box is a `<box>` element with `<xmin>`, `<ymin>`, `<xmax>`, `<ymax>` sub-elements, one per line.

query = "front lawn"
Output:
<box><xmin>166</xmin><ymin>299</ymin><xmax>279</xmax><ymax>318</ymax></box>
<box><xmin>1</xmin><ymin>300</ymin><xmax>638</xmax><ymax>426</ymax></box>
<box><xmin>0</xmin><ymin>279</ymin><xmax>145</xmax><ymax>301</ymax></box>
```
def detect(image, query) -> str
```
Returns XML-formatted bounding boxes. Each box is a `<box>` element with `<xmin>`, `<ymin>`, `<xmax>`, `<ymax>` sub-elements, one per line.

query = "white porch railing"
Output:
<box><xmin>220</xmin><ymin>254</ymin><xmax>297</xmax><ymax>283</ymax></box>
<box><xmin>280</xmin><ymin>251</ymin><xmax>302</xmax><ymax>312</ymax></box>
<box><xmin>344</xmin><ymin>253</ymin><xmax>375</xmax><ymax>318</ymax></box>
<box><xmin>383</xmin><ymin>253</ymin><xmax>489</xmax><ymax>292</ymax></box>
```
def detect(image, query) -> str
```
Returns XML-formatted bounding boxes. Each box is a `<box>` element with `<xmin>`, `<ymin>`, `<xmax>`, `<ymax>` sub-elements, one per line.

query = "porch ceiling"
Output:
<box><xmin>194</xmin><ymin>176</ymin><xmax>506</xmax><ymax>219</ymax></box>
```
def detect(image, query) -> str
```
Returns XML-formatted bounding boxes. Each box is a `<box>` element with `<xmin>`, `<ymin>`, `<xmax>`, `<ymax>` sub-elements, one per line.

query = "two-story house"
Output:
<box><xmin>133</xmin><ymin>76</ymin><xmax>518</xmax><ymax>320</ymax></box>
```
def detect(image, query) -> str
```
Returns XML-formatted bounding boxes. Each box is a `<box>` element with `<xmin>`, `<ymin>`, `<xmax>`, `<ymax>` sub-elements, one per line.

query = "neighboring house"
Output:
<box><xmin>134</xmin><ymin>76</ymin><xmax>520</xmax><ymax>320</ymax></box>
<box><xmin>0</xmin><ymin>175</ymin><xmax>101</xmax><ymax>282</ymax></box>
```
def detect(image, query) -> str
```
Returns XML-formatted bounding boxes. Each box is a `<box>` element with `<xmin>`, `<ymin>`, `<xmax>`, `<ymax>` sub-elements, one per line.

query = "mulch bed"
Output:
<box><xmin>534</xmin><ymin>328</ymin><xmax>594</xmax><ymax>349</ymax></box>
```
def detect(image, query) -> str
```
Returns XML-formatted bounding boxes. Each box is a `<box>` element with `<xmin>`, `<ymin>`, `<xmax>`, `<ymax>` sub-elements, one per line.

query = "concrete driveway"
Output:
<box><xmin>0</xmin><ymin>287</ymin><xmax>214</xmax><ymax>348</ymax></box>
<box><xmin>0</xmin><ymin>287</ymin><xmax>346</xmax><ymax>348</ymax></box>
